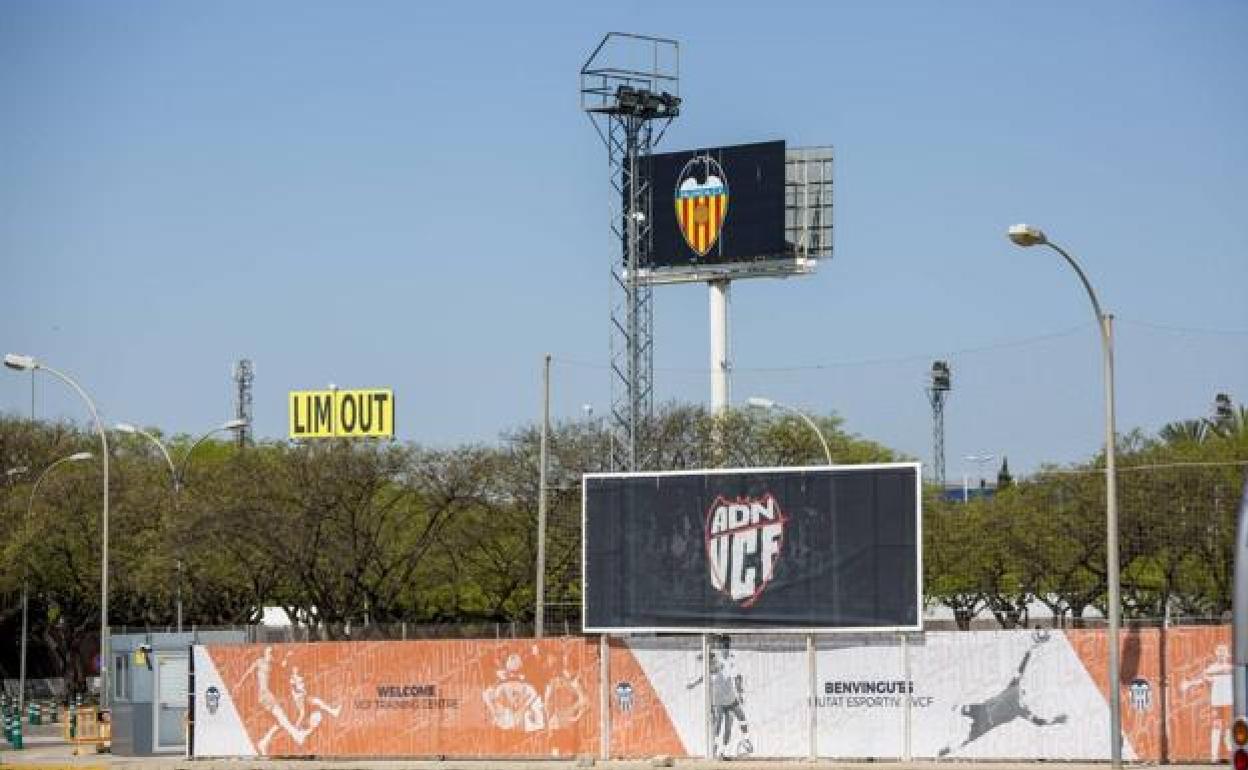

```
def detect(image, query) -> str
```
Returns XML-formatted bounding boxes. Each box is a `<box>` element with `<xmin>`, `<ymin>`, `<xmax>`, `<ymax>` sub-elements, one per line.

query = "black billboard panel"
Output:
<box><xmin>582</xmin><ymin>463</ymin><xmax>921</xmax><ymax>633</ymax></box>
<box><xmin>645</xmin><ymin>140</ymin><xmax>787</xmax><ymax>268</ymax></box>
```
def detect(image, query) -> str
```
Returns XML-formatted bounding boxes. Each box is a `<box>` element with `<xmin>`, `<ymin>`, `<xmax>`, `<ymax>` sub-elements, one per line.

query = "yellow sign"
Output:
<box><xmin>289</xmin><ymin>389</ymin><xmax>394</xmax><ymax>439</ymax></box>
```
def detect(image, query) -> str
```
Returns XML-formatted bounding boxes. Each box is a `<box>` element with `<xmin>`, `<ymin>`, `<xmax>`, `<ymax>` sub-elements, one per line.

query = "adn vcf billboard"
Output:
<box><xmin>582</xmin><ymin>463</ymin><xmax>921</xmax><ymax>633</ymax></box>
<box><xmin>645</xmin><ymin>140</ymin><xmax>787</xmax><ymax>269</ymax></box>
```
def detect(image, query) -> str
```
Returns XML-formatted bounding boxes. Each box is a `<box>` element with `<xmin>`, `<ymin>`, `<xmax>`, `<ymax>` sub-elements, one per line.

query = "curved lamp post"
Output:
<box><xmin>177</xmin><ymin>419</ymin><xmax>248</xmax><ymax>486</ymax></box>
<box><xmin>115</xmin><ymin>418</ymin><xmax>247</xmax><ymax>492</ymax></box>
<box><xmin>4</xmin><ymin>353</ymin><xmax>112</xmax><ymax>707</ymax></box>
<box><xmin>114</xmin><ymin>418</ymin><xmax>247</xmax><ymax>631</ymax></box>
<box><xmin>18</xmin><ymin>451</ymin><xmax>94</xmax><ymax>718</ymax></box>
<box><xmin>1007</xmin><ymin>223</ymin><xmax>1121</xmax><ymax>766</ymax></box>
<box><xmin>746</xmin><ymin>397</ymin><xmax>834</xmax><ymax>465</ymax></box>
<box><xmin>114</xmin><ymin>423</ymin><xmax>178</xmax><ymax>492</ymax></box>
<box><xmin>6</xmin><ymin>465</ymin><xmax>30</xmax><ymax>714</ymax></box>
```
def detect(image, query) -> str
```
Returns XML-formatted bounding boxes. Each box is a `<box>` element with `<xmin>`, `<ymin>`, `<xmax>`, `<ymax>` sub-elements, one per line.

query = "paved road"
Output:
<box><xmin>0</xmin><ymin>747</ymin><xmax>1223</xmax><ymax>770</ymax></box>
<box><xmin>0</xmin><ymin>734</ymin><xmax>1221</xmax><ymax>770</ymax></box>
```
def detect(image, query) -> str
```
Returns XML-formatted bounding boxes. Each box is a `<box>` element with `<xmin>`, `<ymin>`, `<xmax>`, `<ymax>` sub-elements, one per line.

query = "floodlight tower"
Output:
<box><xmin>581</xmin><ymin>33</ymin><xmax>680</xmax><ymax>471</ymax></box>
<box><xmin>926</xmin><ymin>360</ymin><xmax>952</xmax><ymax>487</ymax></box>
<box><xmin>1215</xmin><ymin>392</ymin><xmax>1234</xmax><ymax>428</ymax></box>
<box><xmin>233</xmin><ymin>359</ymin><xmax>254</xmax><ymax>448</ymax></box>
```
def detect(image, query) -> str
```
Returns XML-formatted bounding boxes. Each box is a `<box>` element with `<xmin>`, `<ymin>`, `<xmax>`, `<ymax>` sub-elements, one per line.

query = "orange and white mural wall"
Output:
<box><xmin>192</xmin><ymin>639</ymin><xmax>599</xmax><ymax>758</ymax></box>
<box><xmin>192</xmin><ymin>627</ymin><xmax>1233</xmax><ymax>761</ymax></box>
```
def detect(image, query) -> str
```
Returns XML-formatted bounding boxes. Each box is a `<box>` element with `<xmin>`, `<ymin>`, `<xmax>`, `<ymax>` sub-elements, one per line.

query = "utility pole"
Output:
<box><xmin>535</xmin><ymin>354</ymin><xmax>550</xmax><ymax>638</ymax></box>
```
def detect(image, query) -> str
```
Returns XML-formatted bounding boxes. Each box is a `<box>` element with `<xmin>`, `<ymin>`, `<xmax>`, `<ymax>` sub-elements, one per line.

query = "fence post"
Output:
<box><xmin>1159</xmin><ymin>620</ymin><xmax>1170</xmax><ymax>762</ymax></box>
<box><xmin>807</xmin><ymin>633</ymin><xmax>817</xmax><ymax>760</ymax></box>
<box><xmin>599</xmin><ymin>634</ymin><xmax>610</xmax><ymax>760</ymax></box>
<box><xmin>902</xmin><ymin>632</ymin><xmax>912</xmax><ymax>761</ymax></box>
<box><xmin>702</xmin><ymin>634</ymin><xmax>711</xmax><ymax>759</ymax></box>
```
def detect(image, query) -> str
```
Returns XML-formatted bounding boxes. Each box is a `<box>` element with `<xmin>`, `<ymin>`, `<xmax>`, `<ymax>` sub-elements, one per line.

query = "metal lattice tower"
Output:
<box><xmin>233</xmin><ymin>358</ymin><xmax>254</xmax><ymax>447</ymax></box>
<box><xmin>581</xmin><ymin>34</ymin><xmax>680</xmax><ymax>471</ymax></box>
<box><xmin>1214</xmin><ymin>392</ymin><xmax>1234</xmax><ymax>427</ymax></box>
<box><xmin>926</xmin><ymin>360</ymin><xmax>952</xmax><ymax>487</ymax></box>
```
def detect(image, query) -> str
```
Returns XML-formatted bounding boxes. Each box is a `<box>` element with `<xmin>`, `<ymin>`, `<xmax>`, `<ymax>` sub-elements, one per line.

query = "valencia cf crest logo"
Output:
<box><xmin>705</xmin><ymin>494</ymin><xmax>786</xmax><ymax>607</ymax></box>
<box><xmin>675</xmin><ymin>154</ymin><xmax>729</xmax><ymax>257</ymax></box>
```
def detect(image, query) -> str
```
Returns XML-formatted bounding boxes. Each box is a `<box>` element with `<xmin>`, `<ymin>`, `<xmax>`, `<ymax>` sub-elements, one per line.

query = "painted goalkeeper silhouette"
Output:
<box><xmin>937</xmin><ymin>638</ymin><xmax>1067</xmax><ymax>757</ymax></box>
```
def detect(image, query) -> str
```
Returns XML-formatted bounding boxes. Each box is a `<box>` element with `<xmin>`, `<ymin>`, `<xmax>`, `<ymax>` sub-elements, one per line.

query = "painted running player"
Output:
<box><xmin>937</xmin><ymin>637</ymin><xmax>1067</xmax><ymax>757</ymax></box>
<box><xmin>687</xmin><ymin>639</ymin><xmax>752</xmax><ymax>759</ymax></box>
<box><xmin>234</xmin><ymin>646</ymin><xmax>315</xmax><ymax>754</ymax></box>
<box><xmin>288</xmin><ymin>664</ymin><xmax>341</xmax><ymax>731</ymax></box>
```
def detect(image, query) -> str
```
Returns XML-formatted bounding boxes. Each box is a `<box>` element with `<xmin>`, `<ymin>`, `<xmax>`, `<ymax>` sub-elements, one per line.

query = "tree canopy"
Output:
<box><xmin>1</xmin><ymin>401</ymin><xmax>1244</xmax><ymax>691</ymax></box>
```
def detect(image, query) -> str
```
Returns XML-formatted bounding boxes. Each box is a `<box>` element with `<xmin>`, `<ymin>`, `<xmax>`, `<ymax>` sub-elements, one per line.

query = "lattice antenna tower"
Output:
<box><xmin>926</xmin><ymin>360</ymin><xmax>952</xmax><ymax>487</ymax></box>
<box><xmin>581</xmin><ymin>33</ymin><xmax>680</xmax><ymax>472</ymax></box>
<box><xmin>233</xmin><ymin>358</ymin><xmax>254</xmax><ymax>447</ymax></box>
<box><xmin>1214</xmin><ymin>392</ymin><xmax>1234</xmax><ymax>428</ymax></box>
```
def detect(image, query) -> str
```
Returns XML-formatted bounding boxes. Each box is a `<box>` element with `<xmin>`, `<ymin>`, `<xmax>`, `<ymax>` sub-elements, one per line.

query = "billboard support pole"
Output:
<box><xmin>599</xmin><ymin>634</ymin><xmax>611</xmax><ymax>760</ymax></box>
<box><xmin>709</xmin><ymin>279</ymin><xmax>730</xmax><ymax>414</ymax></box>
<box><xmin>902</xmin><ymin>632</ymin><xmax>913</xmax><ymax>761</ymax></box>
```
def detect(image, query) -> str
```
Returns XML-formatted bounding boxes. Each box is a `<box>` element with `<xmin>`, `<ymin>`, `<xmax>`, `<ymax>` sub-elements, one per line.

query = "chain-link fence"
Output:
<box><xmin>924</xmin><ymin>461</ymin><xmax>1246</xmax><ymax>631</ymax></box>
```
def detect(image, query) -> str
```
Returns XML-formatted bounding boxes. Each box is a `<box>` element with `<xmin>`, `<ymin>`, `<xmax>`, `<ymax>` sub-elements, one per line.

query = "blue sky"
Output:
<box><xmin>2</xmin><ymin>0</ymin><xmax>1245</xmax><ymax>475</ymax></box>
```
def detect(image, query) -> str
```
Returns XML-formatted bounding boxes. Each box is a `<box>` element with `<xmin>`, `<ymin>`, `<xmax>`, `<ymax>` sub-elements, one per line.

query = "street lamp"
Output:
<box><xmin>115</xmin><ymin>418</ymin><xmax>247</xmax><ymax>491</ymax></box>
<box><xmin>963</xmin><ymin>454</ymin><xmax>996</xmax><ymax>503</ymax></box>
<box><xmin>114</xmin><ymin>418</ymin><xmax>248</xmax><ymax>630</ymax></box>
<box><xmin>4</xmin><ymin>353</ymin><xmax>112</xmax><ymax>707</ymax></box>
<box><xmin>115</xmin><ymin>423</ymin><xmax>178</xmax><ymax>490</ymax></box>
<box><xmin>18</xmin><ymin>451</ymin><xmax>94</xmax><ymax>719</ymax></box>
<box><xmin>746</xmin><ymin>397</ymin><xmax>834</xmax><ymax>465</ymax></box>
<box><xmin>1007</xmin><ymin>223</ymin><xmax>1122</xmax><ymax>766</ymax></box>
<box><xmin>180</xmin><ymin>418</ymin><xmax>247</xmax><ymax>485</ymax></box>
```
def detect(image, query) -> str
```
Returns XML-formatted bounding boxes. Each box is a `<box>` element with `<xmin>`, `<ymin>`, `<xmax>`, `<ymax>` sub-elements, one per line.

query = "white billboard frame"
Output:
<box><xmin>581</xmin><ymin>461</ymin><xmax>923</xmax><ymax>635</ymax></box>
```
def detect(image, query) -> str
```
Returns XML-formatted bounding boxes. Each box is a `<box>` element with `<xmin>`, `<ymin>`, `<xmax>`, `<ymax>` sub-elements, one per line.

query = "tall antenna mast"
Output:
<box><xmin>926</xmin><ymin>360</ymin><xmax>952</xmax><ymax>487</ymax></box>
<box><xmin>581</xmin><ymin>33</ymin><xmax>680</xmax><ymax>472</ymax></box>
<box><xmin>233</xmin><ymin>358</ymin><xmax>254</xmax><ymax>447</ymax></box>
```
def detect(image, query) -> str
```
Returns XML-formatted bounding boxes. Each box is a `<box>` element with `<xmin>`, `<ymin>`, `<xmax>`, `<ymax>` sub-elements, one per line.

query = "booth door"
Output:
<box><xmin>153</xmin><ymin>652</ymin><xmax>188</xmax><ymax>753</ymax></box>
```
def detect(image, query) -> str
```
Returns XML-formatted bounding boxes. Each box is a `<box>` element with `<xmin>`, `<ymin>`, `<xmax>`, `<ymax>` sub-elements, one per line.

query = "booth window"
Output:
<box><xmin>114</xmin><ymin>653</ymin><xmax>130</xmax><ymax>701</ymax></box>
